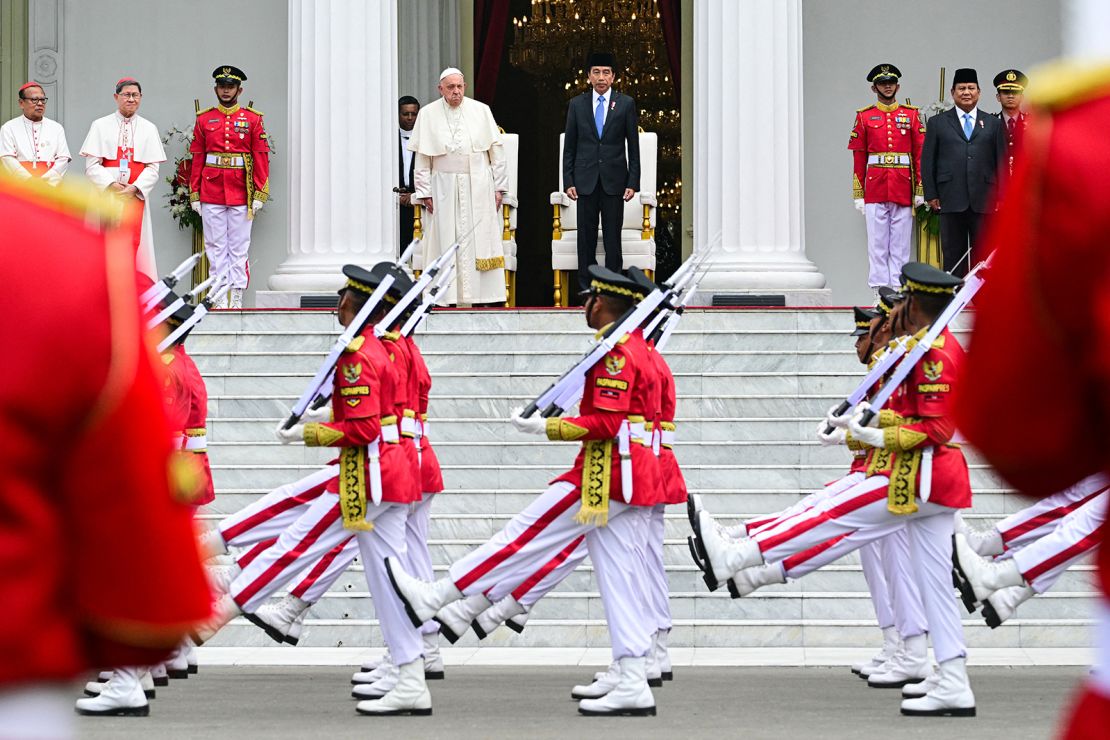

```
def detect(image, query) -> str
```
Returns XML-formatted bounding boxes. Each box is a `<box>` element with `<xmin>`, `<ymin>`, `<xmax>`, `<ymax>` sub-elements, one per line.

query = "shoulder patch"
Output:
<box><xmin>345</xmin><ymin>336</ymin><xmax>365</xmax><ymax>353</ymax></box>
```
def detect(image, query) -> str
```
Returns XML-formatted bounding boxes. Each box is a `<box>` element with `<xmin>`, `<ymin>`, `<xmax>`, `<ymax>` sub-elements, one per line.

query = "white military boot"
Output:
<box><xmin>165</xmin><ymin>647</ymin><xmax>189</xmax><ymax>679</ymax></box>
<box><xmin>729</xmin><ymin>562</ymin><xmax>786</xmax><ymax>599</ymax></box>
<box><xmin>578</xmin><ymin>656</ymin><xmax>657</xmax><ymax>716</ymax></box>
<box><xmin>205</xmin><ymin>562</ymin><xmax>240</xmax><ymax>596</ymax></box>
<box><xmin>902</xmin><ymin>671</ymin><xmax>942</xmax><ymax>698</ymax></box>
<box><xmin>183</xmin><ymin>638</ymin><xmax>199</xmax><ymax>674</ymax></box>
<box><xmin>900</xmin><ymin>656</ymin><xmax>976</xmax><ymax>717</ymax></box>
<box><xmin>229</xmin><ymin>288</ymin><xmax>245</xmax><ymax>309</ymax></box>
<box><xmin>686</xmin><ymin>493</ymin><xmax>703</xmax><ymax>530</ymax></box>
<box><xmin>953</xmin><ymin>534</ymin><xmax>1025</xmax><ymax>602</ymax></box>
<box><xmin>423</xmin><ymin>632</ymin><xmax>445</xmax><ymax>680</ymax></box>
<box><xmin>287</xmin><ymin>608</ymin><xmax>307</xmax><ymax>645</ymax></box>
<box><xmin>199</xmin><ymin>527</ymin><xmax>228</xmax><ymax>560</ymax></box>
<box><xmin>355</xmin><ymin>653</ymin><xmax>393</xmax><ymax>683</ymax></box>
<box><xmin>473</xmin><ymin>595</ymin><xmax>526</xmax><ymax>640</ymax></box>
<box><xmin>249</xmin><ymin>594</ymin><xmax>309</xmax><ymax>645</ymax></box>
<box><xmin>696</xmin><ymin>511</ymin><xmax>763</xmax><ymax>584</ymax></box>
<box><xmin>85</xmin><ymin>670</ymin><xmax>156</xmax><ymax>700</ymax></box>
<box><xmin>646</xmin><ymin>646</ymin><xmax>663</xmax><ymax>688</ymax></box>
<box><xmin>97</xmin><ymin>670</ymin><xmax>114</xmax><ymax>682</ymax></box>
<box><xmin>506</xmin><ymin>607</ymin><xmax>530</xmax><ymax>633</ymax></box>
<box><xmin>360</xmin><ymin>650</ymin><xmax>391</xmax><ymax>673</ymax></box>
<box><xmin>352</xmin><ymin>662</ymin><xmax>399</xmax><ymax>699</ymax></box>
<box><xmin>852</xmin><ymin>626</ymin><xmax>899</xmax><ymax>675</ymax></box>
<box><xmin>654</xmin><ymin>629</ymin><xmax>673</xmax><ymax>681</ymax></box>
<box><xmin>983</xmin><ymin>584</ymin><xmax>1036</xmax><ymax>628</ymax></box>
<box><xmin>355</xmin><ymin>659</ymin><xmax>432</xmax><ymax>716</ymax></box>
<box><xmin>150</xmin><ymin>663</ymin><xmax>168</xmax><ymax>687</ymax></box>
<box><xmin>868</xmin><ymin>633</ymin><xmax>931</xmax><ymax>688</ymax></box>
<box><xmin>75</xmin><ymin>667</ymin><xmax>149</xmax><ymax>716</ymax></box>
<box><xmin>192</xmin><ymin>593</ymin><xmax>242</xmax><ymax>645</ymax></box>
<box><xmin>434</xmin><ymin>593</ymin><xmax>491</xmax><ymax>643</ymax></box>
<box><xmin>572</xmin><ymin>662</ymin><xmax>620</xmax><ymax>699</ymax></box>
<box><xmin>954</xmin><ymin>512</ymin><xmax>1004</xmax><ymax>556</ymax></box>
<box><xmin>386</xmin><ymin>557</ymin><xmax>463</xmax><ymax>627</ymax></box>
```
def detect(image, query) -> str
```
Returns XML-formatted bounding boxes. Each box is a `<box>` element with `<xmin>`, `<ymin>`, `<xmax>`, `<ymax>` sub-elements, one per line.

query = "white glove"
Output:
<box><xmin>854</xmin><ymin>198</ymin><xmax>865</xmax><ymax>214</ymax></box>
<box><xmin>853</xmin><ymin>401</ymin><xmax>880</xmax><ymax>427</ymax></box>
<box><xmin>825</xmin><ymin>404</ymin><xmax>853</xmax><ymax>430</ymax></box>
<box><xmin>301</xmin><ymin>403</ymin><xmax>332</xmax><ymax>424</ymax></box>
<box><xmin>914</xmin><ymin>195</ymin><xmax>926</xmax><ymax>208</ymax></box>
<box><xmin>252</xmin><ymin>199</ymin><xmax>264</xmax><ymax>214</ymax></box>
<box><xmin>191</xmin><ymin>201</ymin><xmax>201</xmax><ymax>213</ymax></box>
<box><xmin>509</xmin><ymin>406</ymin><xmax>547</xmax><ymax>436</ymax></box>
<box><xmin>848</xmin><ymin>413</ymin><xmax>885</xmax><ymax>448</ymax></box>
<box><xmin>816</xmin><ymin>419</ymin><xmax>846</xmax><ymax>446</ymax></box>
<box><xmin>274</xmin><ymin>421</ymin><xmax>305</xmax><ymax>445</ymax></box>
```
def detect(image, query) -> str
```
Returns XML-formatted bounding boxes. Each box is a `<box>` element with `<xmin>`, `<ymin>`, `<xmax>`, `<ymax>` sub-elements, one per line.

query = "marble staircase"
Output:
<box><xmin>192</xmin><ymin>309</ymin><xmax>1095</xmax><ymax>651</ymax></box>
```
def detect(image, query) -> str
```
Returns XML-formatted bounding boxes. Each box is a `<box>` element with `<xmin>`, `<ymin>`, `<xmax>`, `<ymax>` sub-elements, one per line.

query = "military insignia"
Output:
<box><xmin>922</xmin><ymin>360</ymin><xmax>943</xmax><ymax>382</ymax></box>
<box><xmin>603</xmin><ymin>354</ymin><xmax>625</xmax><ymax>376</ymax></box>
<box><xmin>341</xmin><ymin>362</ymin><xmax>362</xmax><ymax>384</ymax></box>
<box><xmin>345</xmin><ymin>398</ymin><xmax>361</xmax><ymax>407</ymax></box>
<box><xmin>1006</xmin><ymin>71</ymin><xmax>1017</xmax><ymax>82</ymax></box>
<box><xmin>881</xmin><ymin>65</ymin><xmax>890</xmax><ymax>75</ymax></box>
<box><xmin>223</xmin><ymin>67</ymin><xmax>232</xmax><ymax>75</ymax></box>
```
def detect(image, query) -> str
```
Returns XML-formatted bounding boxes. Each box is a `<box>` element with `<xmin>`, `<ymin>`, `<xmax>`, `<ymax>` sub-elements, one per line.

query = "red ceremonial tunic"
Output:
<box><xmin>849</xmin><ymin>102</ymin><xmax>925</xmax><ymax>205</ymax></box>
<box><xmin>188</xmin><ymin>103</ymin><xmax>270</xmax><ymax>206</ymax></box>
<box><xmin>160</xmin><ymin>346</ymin><xmax>215</xmax><ymax>506</ymax></box>
<box><xmin>382</xmin><ymin>331</ymin><xmax>423</xmax><ymax>497</ymax></box>
<box><xmin>864</xmin><ymin>327</ymin><xmax>971</xmax><ymax>509</ymax></box>
<box><xmin>647</xmin><ymin>342</ymin><xmax>687</xmax><ymax>505</ymax></box>
<box><xmin>550</xmin><ymin>328</ymin><xmax>662</xmax><ymax>507</ymax></box>
<box><xmin>313</xmin><ymin>325</ymin><xmax>419</xmax><ymax>504</ymax></box>
<box><xmin>406</xmin><ymin>336</ymin><xmax>444</xmax><ymax>494</ymax></box>
<box><xmin>0</xmin><ymin>177</ymin><xmax>211</xmax><ymax>687</ymax></box>
<box><xmin>178</xmin><ymin>346</ymin><xmax>215</xmax><ymax>506</ymax></box>
<box><xmin>954</xmin><ymin>71</ymin><xmax>1110</xmax><ymax>738</ymax></box>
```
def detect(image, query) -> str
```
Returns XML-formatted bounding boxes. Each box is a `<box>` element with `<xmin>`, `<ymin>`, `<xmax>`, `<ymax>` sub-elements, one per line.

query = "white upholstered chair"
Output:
<box><xmin>549</xmin><ymin>130</ymin><xmax>657</xmax><ymax>306</ymax></box>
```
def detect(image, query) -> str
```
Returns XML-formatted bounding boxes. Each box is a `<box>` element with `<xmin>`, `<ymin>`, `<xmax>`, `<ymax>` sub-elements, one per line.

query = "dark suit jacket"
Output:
<box><xmin>921</xmin><ymin>107</ymin><xmax>1006</xmax><ymax>214</ymax></box>
<box><xmin>563</xmin><ymin>90</ymin><xmax>640</xmax><ymax>196</ymax></box>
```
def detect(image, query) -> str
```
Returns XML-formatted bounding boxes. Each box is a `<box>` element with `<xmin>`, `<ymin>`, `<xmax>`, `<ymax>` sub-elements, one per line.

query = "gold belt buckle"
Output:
<box><xmin>883</xmin><ymin>153</ymin><xmax>896</xmax><ymax>165</ymax></box>
<box><xmin>219</xmin><ymin>155</ymin><xmax>232</xmax><ymax>167</ymax></box>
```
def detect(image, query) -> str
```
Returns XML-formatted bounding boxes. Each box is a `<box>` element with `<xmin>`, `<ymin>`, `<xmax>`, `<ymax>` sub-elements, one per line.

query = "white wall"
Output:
<box><xmin>802</xmin><ymin>0</ymin><xmax>1062</xmax><ymax>304</ymax></box>
<box><xmin>57</xmin><ymin>0</ymin><xmax>288</xmax><ymax>304</ymax></box>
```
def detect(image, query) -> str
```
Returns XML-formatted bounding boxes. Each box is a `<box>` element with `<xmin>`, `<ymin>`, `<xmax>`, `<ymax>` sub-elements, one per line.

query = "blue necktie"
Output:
<box><xmin>595</xmin><ymin>96</ymin><xmax>605</xmax><ymax>137</ymax></box>
<box><xmin>963</xmin><ymin>113</ymin><xmax>973</xmax><ymax>140</ymax></box>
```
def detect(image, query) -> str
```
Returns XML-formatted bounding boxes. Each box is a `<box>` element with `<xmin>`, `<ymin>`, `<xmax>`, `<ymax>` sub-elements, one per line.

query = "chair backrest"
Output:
<box><xmin>501</xmin><ymin>132</ymin><xmax>519</xmax><ymax>198</ymax></box>
<box><xmin>557</xmin><ymin>131</ymin><xmax>657</xmax><ymax>197</ymax></box>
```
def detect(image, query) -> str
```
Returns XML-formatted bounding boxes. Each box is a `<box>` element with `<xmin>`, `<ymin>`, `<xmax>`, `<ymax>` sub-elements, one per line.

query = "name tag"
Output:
<box><xmin>119</xmin><ymin>158</ymin><xmax>130</xmax><ymax>180</ymax></box>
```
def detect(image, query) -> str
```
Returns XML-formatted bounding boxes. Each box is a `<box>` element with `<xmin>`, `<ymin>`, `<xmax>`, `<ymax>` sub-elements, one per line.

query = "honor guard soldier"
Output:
<box><xmin>189</xmin><ymin>65</ymin><xmax>270</xmax><ymax>309</ymax></box>
<box><xmin>850</xmin><ymin>64</ymin><xmax>926</xmax><ymax>293</ymax></box>
<box><xmin>993</xmin><ymin>69</ymin><xmax>1029</xmax><ymax>174</ymax></box>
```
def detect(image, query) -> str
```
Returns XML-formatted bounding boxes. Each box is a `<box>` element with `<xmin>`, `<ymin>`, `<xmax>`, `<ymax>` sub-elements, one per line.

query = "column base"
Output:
<box><xmin>254</xmin><ymin>291</ymin><xmax>340</xmax><ymax>309</ymax></box>
<box><xmin>693</xmin><ymin>252</ymin><xmax>830</xmax><ymax>306</ymax></box>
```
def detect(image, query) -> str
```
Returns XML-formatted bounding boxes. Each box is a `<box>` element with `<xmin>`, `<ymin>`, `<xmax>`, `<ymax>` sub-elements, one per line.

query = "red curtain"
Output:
<box><xmin>658</xmin><ymin>0</ymin><xmax>681</xmax><ymax>105</ymax></box>
<box><xmin>474</xmin><ymin>0</ymin><xmax>512</xmax><ymax>104</ymax></box>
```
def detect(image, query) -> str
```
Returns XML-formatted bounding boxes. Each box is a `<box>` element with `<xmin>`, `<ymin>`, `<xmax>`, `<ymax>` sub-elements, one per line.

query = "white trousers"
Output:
<box><xmin>748</xmin><ymin>472</ymin><xmax>867</xmax><ymax>538</ymax></box>
<box><xmin>754</xmin><ymin>475</ymin><xmax>967</xmax><ymax>662</ymax></box>
<box><xmin>996</xmin><ymin>473</ymin><xmax>1110</xmax><ymax>550</ymax></box>
<box><xmin>404</xmin><ymin>493</ymin><xmax>441</xmax><ymax>635</ymax></box>
<box><xmin>219</xmin><ymin>465</ymin><xmax>336</xmax><ymax>547</ymax></box>
<box><xmin>859</xmin><ymin>541</ymin><xmax>894</xmax><ymax>630</ymax></box>
<box><xmin>864</xmin><ymin>202</ymin><xmax>912</xmax><ymax>289</ymax></box>
<box><xmin>447</xmin><ymin>481</ymin><xmax>654</xmax><ymax>659</ymax></box>
<box><xmin>291</xmin><ymin>539</ymin><xmax>359</xmax><ymax>604</ymax></box>
<box><xmin>512</xmin><ymin>536</ymin><xmax>587</xmax><ymax>609</ymax></box>
<box><xmin>0</xmin><ymin>685</ymin><xmax>73</xmax><ymax>739</ymax></box>
<box><xmin>201</xmin><ymin>203</ymin><xmax>252</xmax><ymax>289</ymax></box>
<box><xmin>1011</xmin><ymin>492</ymin><xmax>1106</xmax><ymax>593</ymax></box>
<box><xmin>880</xmin><ymin>526</ymin><xmax>928</xmax><ymax>638</ymax></box>
<box><xmin>645</xmin><ymin>504</ymin><xmax>672</xmax><ymax>632</ymax></box>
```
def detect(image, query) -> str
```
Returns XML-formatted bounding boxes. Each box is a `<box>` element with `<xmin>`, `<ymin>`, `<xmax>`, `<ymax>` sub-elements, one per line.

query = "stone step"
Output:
<box><xmin>202</xmin><ymin>618</ymin><xmax>1089</xmax><ymax>650</ymax></box>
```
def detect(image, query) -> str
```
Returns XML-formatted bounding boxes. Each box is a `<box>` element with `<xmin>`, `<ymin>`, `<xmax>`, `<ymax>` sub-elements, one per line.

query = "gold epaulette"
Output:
<box><xmin>1026</xmin><ymin>61</ymin><xmax>1110</xmax><ymax>111</ymax></box>
<box><xmin>345</xmin><ymin>336</ymin><xmax>365</xmax><ymax>353</ymax></box>
<box><xmin>246</xmin><ymin>106</ymin><xmax>264</xmax><ymax>116</ymax></box>
<box><xmin>197</xmin><ymin>106</ymin><xmax>215</xmax><ymax>116</ymax></box>
<box><xmin>856</xmin><ymin>104</ymin><xmax>875</xmax><ymax>113</ymax></box>
<box><xmin>901</xmin><ymin>103</ymin><xmax>919</xmax><ymax>110</ymax></box>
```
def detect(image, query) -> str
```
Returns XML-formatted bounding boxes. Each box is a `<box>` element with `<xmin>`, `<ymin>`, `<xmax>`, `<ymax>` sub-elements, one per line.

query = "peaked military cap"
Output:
<box><xmin>340</xmin><ymin>263</ymin><xmax>402</xmax><ymax>304</ymax></box>
<box><xmin>213</xmin><ymin>65</ymin><xmax>247</xmax><ymax>83</ymax></box>
<box><xmin>165</xmin><ymin>302</ymin><xmax>195</xmax><ymax>329</ymax></box>
<box><xmin>875</xmin><ymin>286</ymin><xmax>903</xmax><ymax>317</ymax></box>
<box><xmin>852</xmin><ymin>306</ymin><xmax>879</xmax><ymax>336</ymax></box>
<box><xmin>993</xmin><ymin>69</ymin><xmax>1027</xmax><ymax>92</ymax></box>
<box><xmin>953</xmin><ymin>68</ymin><xmax>978</xmax><ymax>86</ymax></box>
<box><xmin>582</xmin><ymin>265</ymin><xmax>645</xmax><ymax>302</ymax></box>
<box><xmin>900</xmin><ymin>262</ymin><xmax>962</xmax><ymax>295</ymax></box>
<box><xmin>867</xmin><ymin>64</ymin><xmax>901</xmax><ymax>83</ymax></box>
<box><xmin>587</xmin><ymin>51</ymin><xmax>616</xmax><ymax>70</ymax></box>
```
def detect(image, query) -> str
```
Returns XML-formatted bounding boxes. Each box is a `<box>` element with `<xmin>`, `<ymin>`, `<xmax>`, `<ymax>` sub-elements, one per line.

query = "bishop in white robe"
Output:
<box><xmin>0</xmin><ymin>82</ymin><xmax>70</xmax><ymax>186</ymax></box>
<box><xmin>410</xmin><ymin>68</ymin><xmax>508</xmax><ymax>306</ymax></box>
<box><xmin>80</xmin><ymin>78</ymin><xmax>166</xmax><ymax>280</ymax></box>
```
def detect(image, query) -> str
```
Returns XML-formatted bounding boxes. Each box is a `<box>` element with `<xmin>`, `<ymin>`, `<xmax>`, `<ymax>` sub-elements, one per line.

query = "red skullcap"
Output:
<box><xmin>117</xmin><ymin>77</ymin><xmax>138</xmax><ymax>87</ymax></box>
<box><xmin>19</xmin><ymin>81</ymin><xmax>42</xmax><ymax>92</ymax></box>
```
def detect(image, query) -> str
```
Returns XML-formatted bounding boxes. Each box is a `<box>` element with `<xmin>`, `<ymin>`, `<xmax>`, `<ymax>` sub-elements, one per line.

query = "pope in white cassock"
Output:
<box><xmin>80</xmin><ymin>77</ymin><xmax>166</xmax><ymax>280</ymax></box>
<box><xmin>410</xmin><ymin>68</ymin><xmax>508</xmax><ymax>306</ymax></box>
<box><xmin>0</xmin><ymin>81</ymin><xmax>70</xmax><ymax>186</ymax></box>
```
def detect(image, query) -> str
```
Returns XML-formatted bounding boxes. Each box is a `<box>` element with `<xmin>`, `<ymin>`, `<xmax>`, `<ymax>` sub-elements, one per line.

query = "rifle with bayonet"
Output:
<box><xmin>401</xmin><ymin>260</ymin><xmax>456</xmax><ymax>337</ymax></box>
<box><xmin>141</xmin><ymin>254</ymin><xmax>201</xmax><ymax>312</ymax></box>
<box><xmin>156</xmin><ymin>276</ymin><xmax>232</xmax><ymax>353</ymax></box>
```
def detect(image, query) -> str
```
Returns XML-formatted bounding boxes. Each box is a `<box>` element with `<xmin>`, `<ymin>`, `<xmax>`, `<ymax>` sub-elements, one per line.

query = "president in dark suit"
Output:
<box><xmin>921</xmin><ymin>68</ymin><xmax>1006</xmax><ymax>277</ymax></box>
<box><xmin>563</xmin><ymin>51</ymin><xmax>640</xmax><ymax>291</ymax></box>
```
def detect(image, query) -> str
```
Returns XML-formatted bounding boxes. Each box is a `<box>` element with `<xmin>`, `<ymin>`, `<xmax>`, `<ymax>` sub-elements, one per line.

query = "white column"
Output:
<box><xmin>266</xmin><ymin>0</ymin><xmax>398</xmax><ymax>298</ymax></box>
<box><xmin>693</xmin><ymin>0</ymin><xmax>827</xmax><ymax>303</ymax></box>
<box><xmin>1064</xmin><ymin>0</ymin><xmax>1110</xmax><ymax>58</ymax></box>
<box><xmin>398</xmin><ymin>0</ymin><xmax>461</xmax><ymax>103</ymax></box>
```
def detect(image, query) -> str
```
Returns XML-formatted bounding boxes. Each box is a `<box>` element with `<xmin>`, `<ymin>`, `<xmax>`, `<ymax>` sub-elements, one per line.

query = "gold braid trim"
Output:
<box><xmin>886</xmin><ymin>448</ymin><xmax>922</xmax><ymax>515</ymax></box>
<box><xmin>338</xmin><ymin>446</ymin><xmax>375</xmax><ymax>531</ymax></box>
<box><xmin>244</xmin><ymin>152</ymin><xmax>255</xmax><ymax>220</ymax></box>
<box><xmin>576</xmin><ymin>439</ymin><xmax>612</xmax><ymax>526</ymax></box>
<box><xmin>877</xmin><ymin>409</ymin><xmax>908</xmax><ymax>428</ymax></box>
<box><xmin>589</xmin><ymin>279</ymin><xmax>645</xmax><ymax>300</ymax></box>
<box><xmin>852</xmin><ymin>173</ymin><xmax>864</xmax><ymax>199</ymax></box>
<box><xmin>475</xmin><ymin>255</ymin><xmax>505</xmax><ymax>271</ymax></box>
<box><xmin>547</xmin><ymin>418</ymin><xmax>589</xmax><ymax>441</ymax></box>
<box><xmin>846</xmin><ymin>437</ymin><xmax>867</xmax><ymax>452</ymax></box>
<box><xmin>304</xmin><ymin>422</ymin><xmax>344</xmax><ymax>447</ymax></box>
<box><xmin>883</xmin><ymin>426</ymin><xmax>929</xmax><ymax>452</ymax></box>
<box><xmin>903</xmin><ymin>278</ymin><xmax>956</xmax><ymax>295</ymax></box>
